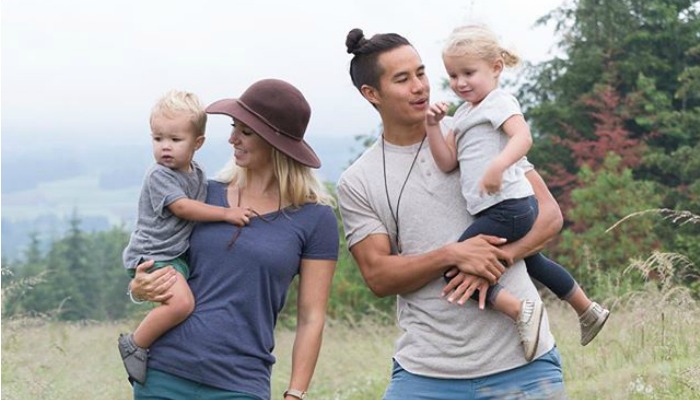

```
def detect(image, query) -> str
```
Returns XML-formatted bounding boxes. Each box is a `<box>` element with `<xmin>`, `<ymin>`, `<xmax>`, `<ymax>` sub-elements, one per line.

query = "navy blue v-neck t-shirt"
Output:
<box><xmin>148</xmin><ymin>180</ymin><xmax>339</xmax><ymax>399</ymax></box>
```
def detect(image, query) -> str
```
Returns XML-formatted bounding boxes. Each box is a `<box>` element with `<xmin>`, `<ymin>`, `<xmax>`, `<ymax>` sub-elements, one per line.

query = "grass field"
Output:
<box><xmin>2</xmin><ymin>286</ymin><xmax>699</xmax><ymax>399</ymax></box>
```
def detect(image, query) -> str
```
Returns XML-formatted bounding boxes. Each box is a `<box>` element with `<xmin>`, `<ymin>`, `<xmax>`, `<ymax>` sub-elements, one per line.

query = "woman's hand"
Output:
<box><xmin>130</xmin><ymin>260</ymin><xmax>178</xmax><ymax>303</ymax></box>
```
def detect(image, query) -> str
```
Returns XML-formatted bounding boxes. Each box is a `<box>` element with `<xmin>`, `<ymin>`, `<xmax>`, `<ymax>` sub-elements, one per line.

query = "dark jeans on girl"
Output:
<box><xmin>454</xmin><ymin>196</ymin><xmax>577</xmax><ymax>305</ymax></box>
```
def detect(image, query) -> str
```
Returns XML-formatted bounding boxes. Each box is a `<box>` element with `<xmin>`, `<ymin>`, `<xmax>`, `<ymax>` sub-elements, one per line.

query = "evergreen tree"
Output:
<box><xmin>89</xmin><ymin>225</ymin><xmax>131</xmax><ymax>320</ymax></box>
<box><xmin>521</xmin><ymin>0</ymin><xmax>700</xmax><ymax>207</ymax></box>
<box><xmin>552</xmin><ymin>155</ymin><xmax>663</xmax><ymax>297</ymax></box>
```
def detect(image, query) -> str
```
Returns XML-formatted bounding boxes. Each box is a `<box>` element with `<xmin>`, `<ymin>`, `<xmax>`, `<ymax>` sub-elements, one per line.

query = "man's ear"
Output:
<box><xmin>195</xmin><ymin>135</ymin><xmax>205</xmax><ymax>150</ymax></box>
<box><xmin>360</xmin><ymin>84</ymin><xmax>381</xmax><ymax>107</ymax></box>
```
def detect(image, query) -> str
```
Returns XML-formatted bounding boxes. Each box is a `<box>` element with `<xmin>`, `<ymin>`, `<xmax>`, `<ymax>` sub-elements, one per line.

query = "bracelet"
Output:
<box><xmin>127</xmin><ymin>286</ymin><xmax>146</xmax><ymax>304</ymax></box>
<box><xmin>283</xmin><ymin>388</ymin><xmax>306</xmax><ymax>399</ymax></box>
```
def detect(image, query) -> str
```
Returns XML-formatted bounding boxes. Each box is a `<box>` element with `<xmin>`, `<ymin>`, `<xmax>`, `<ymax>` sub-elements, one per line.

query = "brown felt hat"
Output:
<box><xmin>206</xmin><ymin>79</ymin><xmax>321</xmax><ymax>168</ymax></box>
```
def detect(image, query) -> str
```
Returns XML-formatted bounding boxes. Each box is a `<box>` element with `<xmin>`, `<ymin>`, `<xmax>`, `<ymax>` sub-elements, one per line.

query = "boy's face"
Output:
<box><xmin>150</xmin><ymin>113</ymin><xmax>204</xmax><ymax>172</ymax></box>
<box><xmin>362</xmin><ymin>45</ymin><xmax>430</xmax><ymax>126</ymax></box>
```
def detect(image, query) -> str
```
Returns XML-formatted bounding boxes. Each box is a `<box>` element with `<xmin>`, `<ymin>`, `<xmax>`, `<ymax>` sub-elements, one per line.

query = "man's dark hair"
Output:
<box><xmin>345</xmin><ymin>28</ymin><xmax>411</xmax><ymax>91</ymax></box>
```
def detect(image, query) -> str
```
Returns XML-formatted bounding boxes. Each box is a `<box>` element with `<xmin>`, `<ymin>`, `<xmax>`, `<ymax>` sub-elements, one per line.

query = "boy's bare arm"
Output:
<box><xmin>168</xmin><ymin>198</ymin><xmax>249</xmax><ymax>226</ymax></box>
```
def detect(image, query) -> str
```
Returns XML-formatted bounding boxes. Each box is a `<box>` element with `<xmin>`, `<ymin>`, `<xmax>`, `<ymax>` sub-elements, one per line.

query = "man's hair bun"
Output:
<box><xmin>346</xmin><ymin>28</ymin><xmax>367</xmax><ymax>54</ymax></box>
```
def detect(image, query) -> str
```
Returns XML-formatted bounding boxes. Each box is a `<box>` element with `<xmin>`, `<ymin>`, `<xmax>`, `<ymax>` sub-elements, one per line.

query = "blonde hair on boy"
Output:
<box><xmin>150</xmin><ymin>90</ymin><xmax>207</xmax><ymax>137</ymax></box>
<box><xmin>443</xmin><ymin>25</ymin><xmax>520</xmax><ymax>68</ymax></box>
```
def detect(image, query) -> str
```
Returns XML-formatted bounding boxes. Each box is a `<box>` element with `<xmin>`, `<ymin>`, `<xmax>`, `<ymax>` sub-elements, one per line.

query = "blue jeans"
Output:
<box><xmin>457</xmin><ymin>196</ymin><xmax>577</xmax><ymax>304</ymax></box>
<box><xmin>134</xmin><ymin>368</ymin><xmax>260</xmax><ymax>400</ymax></box>
<box><xmin>383</xmin><ymin>347</ymin><xmax>566</xmax><ymax>399</ymax></box>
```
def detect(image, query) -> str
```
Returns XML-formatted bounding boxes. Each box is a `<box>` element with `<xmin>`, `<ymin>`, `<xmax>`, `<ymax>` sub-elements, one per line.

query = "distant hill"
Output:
<box><xmin>1</xmin><ymin>134</ymin><xmax>362</xmax><ymax>260</ymax></box>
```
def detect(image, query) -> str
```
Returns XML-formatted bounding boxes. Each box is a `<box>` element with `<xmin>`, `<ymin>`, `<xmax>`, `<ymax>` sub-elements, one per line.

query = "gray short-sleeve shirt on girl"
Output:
<box><xmin>337</xmin><ymin>125</ymin><xmax>553</xmax><ymax>379</ymax></box>
<box><xmin>122</xmin><ymin>161</ymin><xmax>207</xmax><ymax>271</ymax></box>
<box><xmin>452</xmin><ymin>88</ymin><xmax>534</xmax><ymax>215</ymax></box>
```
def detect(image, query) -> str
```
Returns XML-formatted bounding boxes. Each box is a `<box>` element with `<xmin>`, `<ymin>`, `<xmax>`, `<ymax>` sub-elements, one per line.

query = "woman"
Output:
<box><xmin>128</xmin><ymin>79</ymin><xmax>339</xmax><ymax>400</ymax></box>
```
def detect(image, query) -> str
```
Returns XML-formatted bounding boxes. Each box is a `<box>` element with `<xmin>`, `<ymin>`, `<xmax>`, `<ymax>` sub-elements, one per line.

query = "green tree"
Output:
<box><xmin>4</xmin><ymin>217</ymin><xmax>135</xmax><ymax>321</ymax></box>
<box><xmin>2</xmin><ymin>232</ymin><xmax>52</xmax><ymax>317</ymax></box>
<box><xmin>521</xmin><ymin>0</ymin><xmax>700</xmax><ymax>205</ymax></box>
<box><xmin>552</xmin><ymin>155</ymin><xmax>663</xmax><ymax>297</ymax></box>
<box><xmin>87</xmin><ymin>225</ymin><xmax>131</xmax><ymax>320</ymax></box>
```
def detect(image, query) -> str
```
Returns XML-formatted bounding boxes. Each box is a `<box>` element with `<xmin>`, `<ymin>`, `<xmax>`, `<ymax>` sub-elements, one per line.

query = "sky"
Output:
<box><xmin>2</xmin><ymin>0</ymin><xmax>563</xmax><ymax>159</ymax></box>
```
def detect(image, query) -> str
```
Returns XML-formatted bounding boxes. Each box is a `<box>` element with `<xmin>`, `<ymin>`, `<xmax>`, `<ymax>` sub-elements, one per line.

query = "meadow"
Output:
<box><xmin>2</xmin><ymin>284</ymin><xmax>699</xmax><ymax>400</ymax></box>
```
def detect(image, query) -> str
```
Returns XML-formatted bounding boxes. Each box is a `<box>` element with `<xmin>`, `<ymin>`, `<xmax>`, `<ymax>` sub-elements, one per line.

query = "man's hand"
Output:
<box><xmin>448</xmin><ymin>235</ymin><xmax>512</xmax><ymax>284</ymax></box>
<box><xmin>442</xmin><ymin>270</ymin><xmax>490</xmax><ymax>309</ymax></box>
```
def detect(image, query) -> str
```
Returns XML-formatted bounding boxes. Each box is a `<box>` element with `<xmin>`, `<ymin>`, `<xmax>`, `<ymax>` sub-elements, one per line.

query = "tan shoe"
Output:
<box><xmin>517</xmin><ymin>299</ymin><xmax>544</xmax><ymax>361</ymax></box>
<box><xmin>579</xmin><ymin>302</ymin><xmax>610</xmax><ymax>346</ymax></box>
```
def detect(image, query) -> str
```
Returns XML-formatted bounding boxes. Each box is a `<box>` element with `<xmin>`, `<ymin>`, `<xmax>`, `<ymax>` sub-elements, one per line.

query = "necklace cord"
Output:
<box><xmin>381</xmin><ymin>134</ymin><xmax>426</xmax><ymax>254</ymax></box>
<box><xmin>226</xmin><ymin>185</ymin><xmax>277</xmax><ymax>249</ymax></box>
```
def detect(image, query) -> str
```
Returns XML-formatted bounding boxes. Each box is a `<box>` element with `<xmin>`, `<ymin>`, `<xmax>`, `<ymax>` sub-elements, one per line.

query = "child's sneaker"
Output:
<box><xmin>579</xmin><ymin>302</ymin><xmax>610</xmax><ymax>346</ymax></box>
<box><xmin>517</xmin><ymin>299</ymin><xmax>544</xmax><ymax>361</ymax></box>
<box><xmin>118</xmin><ymin>333</ymin><xmax>148</xmax><ymax>385</ymax></box>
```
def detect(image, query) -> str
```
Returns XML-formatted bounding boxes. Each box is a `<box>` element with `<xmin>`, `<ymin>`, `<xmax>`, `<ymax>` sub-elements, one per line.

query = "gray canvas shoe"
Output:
<box><xmin>579</xmin><ymin>302</ymin><xmax>610</xmax><ymax>346</ymax></box>
<box><xmin>517</xmin><ymin>299</ymin><xmax>544</xmax><ymax>361</ymax></box>
<box><xmin>118</xmin><ymin>333</ymin><xmax>148</xmax><ymax>385</ymax></box>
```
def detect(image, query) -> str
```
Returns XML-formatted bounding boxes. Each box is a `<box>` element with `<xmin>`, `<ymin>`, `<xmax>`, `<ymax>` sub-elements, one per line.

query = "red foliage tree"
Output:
<box><xmin>551</xmin><ymin>84</ymin><xmax>647</xmax><ymax>226</ymax></box>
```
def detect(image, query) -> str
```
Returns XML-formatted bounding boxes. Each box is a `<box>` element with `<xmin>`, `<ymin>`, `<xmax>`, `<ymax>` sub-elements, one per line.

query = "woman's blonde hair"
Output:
<box><xmin>214</xmin><ymin>147</ymin><xmax>335</xmax><ymax>208</ymax></box>
<box><xmin>443</xmin><ymin>25</ymin><xmax>520</xmax><ymax>68</ymax></box>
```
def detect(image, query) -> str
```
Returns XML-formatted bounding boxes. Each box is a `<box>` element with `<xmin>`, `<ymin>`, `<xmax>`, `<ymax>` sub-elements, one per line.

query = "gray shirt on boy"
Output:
<box><xmin>337</xmin><ymin>123</ymin><xmax>555</xmax><ymax>379</ymax></box>
<box><xmin>123</xmin><ymin>161</ymin><xmax>207</xmax><ymax>271</ymax></box>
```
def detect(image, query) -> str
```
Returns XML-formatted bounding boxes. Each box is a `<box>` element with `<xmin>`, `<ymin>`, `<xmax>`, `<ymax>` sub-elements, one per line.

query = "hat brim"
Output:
<box><xmin>206</xmin><ymin>99</ymin><xmax>321</xmax><ymax>168</ymax></box>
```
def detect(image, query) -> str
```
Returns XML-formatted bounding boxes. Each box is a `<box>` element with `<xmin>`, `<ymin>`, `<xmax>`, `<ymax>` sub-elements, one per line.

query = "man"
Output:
<box><xmin>337</xmin><ymin>28</ymin><xmax>566</xmax><ymax>399</ymax></box>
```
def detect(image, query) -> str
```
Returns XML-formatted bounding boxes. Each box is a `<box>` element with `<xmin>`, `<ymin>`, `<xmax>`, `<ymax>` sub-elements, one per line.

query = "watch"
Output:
<box><xmin>283</xmin><ymin>388</ymin><xmax>307</xmax><ymax>399</ymax></box>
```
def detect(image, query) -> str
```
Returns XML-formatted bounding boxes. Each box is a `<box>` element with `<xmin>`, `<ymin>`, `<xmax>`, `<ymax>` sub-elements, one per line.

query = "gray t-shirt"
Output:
<box><xmin>122</xmin><ymin>161</ymin><xmax>207</xmax><ymax>270</ymax></box>
<box><xmin>337</xmin><ymin>131</ymin><xmax>554</xmax><ymax>379</ymax></box>
<box><xmin>452</xmin><ymin>88</ymin><xmax>534</xmax><ymax>214</ymax></box>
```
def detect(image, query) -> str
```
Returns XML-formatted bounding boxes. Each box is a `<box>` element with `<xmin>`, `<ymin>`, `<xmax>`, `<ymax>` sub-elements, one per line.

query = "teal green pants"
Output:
<box><xmin>134</xmin><ymin>368</ymin><xmax>259</xmax><ymax>400</ymax></box>
<box><xmin>128</xmin><ymin>257</ymin><xmax>190</xmax><ymax>279</ymax></box>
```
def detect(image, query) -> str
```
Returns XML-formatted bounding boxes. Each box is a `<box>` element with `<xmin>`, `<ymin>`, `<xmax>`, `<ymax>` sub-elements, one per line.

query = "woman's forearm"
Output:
<box><xmin>287</xmin><ymin>258</ymin><xmax>335</xmax><ymax>398</ymax></box>
<box><xmin>287</xmin><ymin>317</ymin><xmax>324</xmax><ymax>397</ymax></box>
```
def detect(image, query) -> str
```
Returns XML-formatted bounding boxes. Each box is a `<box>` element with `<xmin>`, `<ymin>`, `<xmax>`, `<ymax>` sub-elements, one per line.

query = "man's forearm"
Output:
<box><xmin>351</xmin><ymin>239</ymin><xmax>458</xmax><ymax>297</ymax></box>
<box><xmin>351</xmin><ymin>235</ymin><xmax>506</xmax><ymax>297</ymax></box>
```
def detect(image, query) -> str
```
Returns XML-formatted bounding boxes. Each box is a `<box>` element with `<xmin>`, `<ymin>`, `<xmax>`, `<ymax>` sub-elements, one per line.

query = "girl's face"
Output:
<box><xmin>443</xmin><ymin>54</ymin><xmax>502</xmax><ymax>107</ymax></box>
<box><xmin>228</xmin><ymin>121</ymin><xmax>273</xmax><ymax>170</ymax></box>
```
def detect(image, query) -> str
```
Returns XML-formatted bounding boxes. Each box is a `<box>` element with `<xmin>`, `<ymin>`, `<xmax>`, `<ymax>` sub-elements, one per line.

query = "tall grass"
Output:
<box><xmin>4</xmin><ymin>208</ymin><xmax>699</xmax><ymax>399</ymax></box>
<box><xmin>2</xmin><ymin>283</ymin><xmax>699</xmax><ymax>399</ymax></box>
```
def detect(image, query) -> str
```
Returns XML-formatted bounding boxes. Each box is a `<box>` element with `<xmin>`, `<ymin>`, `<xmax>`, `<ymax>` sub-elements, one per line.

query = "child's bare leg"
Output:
<box><xmin>132</xmin><ymin>273</ymin><xmax>195</xmax><ymax>348</ymax></box>
<box><xmin>564</xmin><ymin>284</ymin><xmax>610</xmax><ymax>346</ymax></box>
<box><xmin>563</xmin><ymin>284</ymin><xmax>593</xmax><ymax>316</ymax></box>
<box><xmin>491</xmin><ymin>288</ymin><xmax>543</xmax><ymax>361</ymax></box>
<box><xmin>489</xmin><ymin>289</ymin><xmax>522</xmax><ymax>320</ymax></box>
